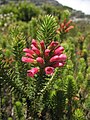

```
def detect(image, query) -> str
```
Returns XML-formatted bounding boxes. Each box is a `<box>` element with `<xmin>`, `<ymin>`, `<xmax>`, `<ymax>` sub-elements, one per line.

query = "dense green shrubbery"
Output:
<box><xmin>0</xmin><ymin>1</ymin><xmax>90</xmax><ymax>120</ymax></box>
<box><xmin>0</xmin><ymin>2</ymin><xmax>42</xmax><ymax>22</ymax></box>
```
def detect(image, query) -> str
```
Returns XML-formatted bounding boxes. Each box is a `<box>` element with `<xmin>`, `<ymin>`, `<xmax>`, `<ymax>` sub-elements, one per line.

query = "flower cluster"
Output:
<box><xmin>22</xmin><ymin>39</ymin><xmax>67</xmax><ymax>77</ymax></box>
<box><xmin>56</xmin><ymin>19</ymin><xmax>74</xmax><ymax>34</ymax></box>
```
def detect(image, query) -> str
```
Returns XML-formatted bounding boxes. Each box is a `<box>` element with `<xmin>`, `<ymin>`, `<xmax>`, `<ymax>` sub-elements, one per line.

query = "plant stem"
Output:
<box><xmin>38</xmin><ymin>68</ymin><xmax>58</xmax><ymax>96</ymax></box>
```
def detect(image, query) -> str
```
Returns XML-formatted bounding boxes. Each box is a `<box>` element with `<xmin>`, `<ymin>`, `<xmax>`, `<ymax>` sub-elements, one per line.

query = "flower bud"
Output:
<box><xmin>32</xmin><ymin>39</ymin><xmax>38</xmax><ymax>48</ymax></box>
<box><xmin>65</xmin><ymin>26</ymin><xmax>74</xmax><ymax>32</ymax></box>
<box><xmin>31</xmin><ymin>44</ymin><xmax>40</xmax><ymax>56</ymax></box>
<box><xmin>49</xmin><ymin>41</ymin><xmax>59</xmax><ymax>49</ymax></box>
<box><xmin>27</xmin><ymin>68</ymin><xmax>39</xmax><ymax>77</ymax></box>
<box><xmin>36</xmin><ymin>57</ymin><xmax>44</xmax><ymax>65</ymax></box>
<box><xmin>23</xmin><ymin>48</ymin><xmax>35</xmax><ymax>55</ymax></box>
<box><xmin>59</xmin><ymin>54</ymin><xmax>67</xmax><ymax>61</ymax></box>
<box><xmin>54</xmin><ymin>46</ymin><xmax>64</xmax><ymax>55</ymax></box>
<box><xmin>25</xmin><ymin>53</ymin><xmax>33</xmax><ymax>58</ymax></box>
<box><xmin>65</xmin><ymin>20</ymin><xmax>72</xmax><ymax>27</ymax></box>
<box><xmin>45</xmin><ymin>67</ymin><xmax>54</xmax><ymax>75</ymax></box>
<box><xmin>40</xmin><ymin>40</ymin><xmax>45</xmax><ymax>50</ymax></box>
<box><xmin>22</xmin><ymin>57</ymin><xmax>34</xmax><ymax>63</ymax></box>
<box><xmin>50</xmin><ymin>55</ymin><xmax>59</xmax><ymax>62</ymax></box>
<box><xmin>52</xmin><ymin>62</ymin><xmax>64</xmax><ymax>68</ymax></box>
<box><xmin>45</xmin><ymin>49</ymin><xmax>50</xmax><ymax>56</ymax></box>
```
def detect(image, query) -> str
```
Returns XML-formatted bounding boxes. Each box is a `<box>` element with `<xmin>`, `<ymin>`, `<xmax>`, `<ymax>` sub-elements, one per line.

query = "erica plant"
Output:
<box><xmin>22</xmin><ymin>39</ymin><xmax>67</xmax><ymax>78</ymax></box>
<box><xmin>57</xmin><ymin>19</ymin><xmax>74</xmax><ymax>33</ymax></box>
<box><xmin>56</xmin><ymin>19</ymin><xmax>74</xmax><ymax>40</ymax></box>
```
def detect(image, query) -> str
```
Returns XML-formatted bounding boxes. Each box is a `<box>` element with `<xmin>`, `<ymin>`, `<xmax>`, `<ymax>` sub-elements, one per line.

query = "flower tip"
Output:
<box><xmin>22</xmin><ymin>57</ymin><xmax>34</xmax><ymax>63</ymax></box>
<box><xmin>36</xmin><ymin>57</ymin><xmax>44</xmax><ymax>64</ymax></box>
<box><xmin>31</xmin><ymin>39</ymin><xmax>38</xmax><ymax>48</ymax></box>
<box><xmin>45</xmin><ymin>67</ymin><xmax>54</xmax><ymax>75</ymax></box>
<box><xmin>49</xmin><ymin>41</ymin><xmax>59</xmax><ymax>49</ymax></box>
<box><xmin>23</xmin><ymin>48</ymin><xmax>28</xmax><ymax>52</ymax></box>
<box><xmin>40</xmin><ymin>40</ymin><xmax>45</xmax><ymax>50</ymax></box>
<box><xmin>27</xmin><ymin>68</ymin><xmax>39</xmax><ymax>77</ymax></box>
<box><xmin>59</xmin><ymin>54</ymin><xmax>67</xmax><ymax>61</ymax></box>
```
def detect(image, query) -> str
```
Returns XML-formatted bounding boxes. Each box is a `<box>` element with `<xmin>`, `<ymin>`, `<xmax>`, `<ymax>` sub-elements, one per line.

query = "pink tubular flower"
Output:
<box><xmin>31</xmin><ymin>44</ymin><xmax>40</xmax><ymax>56</ymax></box>
<box><xmin>23</xmin><ymin>48</ymin><xmax>35</xmax><ymax>55</ymax></box>
<box><xmin>52</xmin><ymin>62</ymin><xmax>64</xmax><ymax>68</ymax></box>
<box><xmin>22</xmin><ymin>39</ymin><xmax>67</xmax><ymax>77</ymax></box>
<box><xmin>40</xmin><ymin>40</ymin><xmax>45</xmax><ymax>50</ymax></box>
<box><xmin>54</xmin><ymin>46</ymin><xmax>64</xmax><ymax>55</ymax></box>
<box><xmin>50</xmin><ymin>55</ymin><xmax>59</xmax><ymax>62</ymax></box>
<box><xmin>59</xmin><ymin>54</ymin><xmax>67</xmax><ymax>61</ymax></box>
<box><xmin>32</xmin><ymin>39</ymin><xmax>38</xmax><ymax>48</ymax></box>
<box><xmin>36</xmin><ymin>57</ymin><xmax>44</xmax><ymax>65</ymax></box>
<box><xmin>45</xmin><ymin>67</ymin><xmax>54</xmax><ymax>75</ymax></box>
<box><xmin>22</xmin><ymin>57</ymin><xmax>34</xmax><ymax>63</ymax></box>
<box><xmin>49</xmin><ymin>41</ymin><xmax>59</xmax><ymax>49</ymax></box>
<box><xmin>45</xmin><ymin>49</ymin><xmax>50</xmax><ymax>56</ymax></box>
<box><xmin>25</xmin><ymin>53</ymin><xmax>33</xmax><ymax>58</ymax></box>
<box><xmin>65</xmin><ymin>20</ymin><xmax>72</xmax><ymax>27</ymax></box>
<box><xmin>57</xmin><ymin>19</ymin><xmax>74</xmax><ymax>34</ymax></box>
<box><xmin>65</xmin><ymin>26</ymin><xmax>74</xmax><ymax>33</ymax></box>
<box><xmin>27</xmin><ymin>68</ymin><xmax>39</xmax><ymax>77</ymax></box>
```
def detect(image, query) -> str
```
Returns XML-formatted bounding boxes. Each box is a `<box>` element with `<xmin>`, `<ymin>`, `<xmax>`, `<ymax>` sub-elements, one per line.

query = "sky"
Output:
<box><xmin>57</xmin><ymin>0</ymin><xmax>90</xmax><ymax>15</ymax></box>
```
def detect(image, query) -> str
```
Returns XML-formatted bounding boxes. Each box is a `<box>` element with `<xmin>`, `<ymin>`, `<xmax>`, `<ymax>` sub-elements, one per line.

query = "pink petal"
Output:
<box><xmin>23</xmin><ymin>48</ymin><xmax>35</xmax><ymax>55</ymax></box>
<box><xmin>50</xmin><ymin>55</ymin><xmax>59</xmax><ymax>62</ymax></box>
<box><xmin>59</xmin><ymin>54</ymin><xmax>67</xmax><ymax>61</ymax></box>
<box><xmin>27</xmin><ymin>68</ymin><xmax>39</xmax><ymax>77</ymax></box>
<box><xmin>22</xmin><ymin>57</ymin><xmax>34</xmax><ymax>63</ymax></box>
<box><xmin>32</xmin><ymin>39</ymin><xmax>38</xmax><ymax>48</ymax></box>
<box><xmin>45</xmin><ymin>67</ymin><xmax>54</xmax><ymax>75</ymax></box>
<box><xmin>27</xmin><ymin>71</ymin><xmax>34</xmax><ymax>77</ymax></box>
<box><xmin>65</xmin><ymin>20</ymin><xmax>72</xmax><ymax>27</ymax></box>
<box><xmin>40</xmin><ymin>40</ymin><xmax>45</xmax><ymax>50</ymax></box>
<box><xmin>52</xmin><ymin>62</ymin><xmax>64</xmax><ymax>68</ymax></box>
<box><xmin>65</xmin><ymin>26</ymin><xmax>74</xmax><ymax>32</ymax></box>
<box><xmin>54</xmin><ymin>46</ymin><xmax>64</xmax><ymax>55</ymax></box>
<box><xmin>49</xmin><ymin>41</ymin><xmax>59</xmax><ymax>49</ymax></box>
<box><xmin>45</xmin><ymin>49</ymin><xmax>50</xmax><ymax>56</ymax></box>
<box><xmin>31</xmin><ymin>44</ymin><xmax>40</xmax><ymax>56</ymax></box>
<box><xmin>36</xmin><ymin>57</ymin><xmax>44</xmax><ymax>64</ymax></box>
<box><xmin>25</xmin><ymin>53</ymin><xmax>33</xmax><ymax>58</ymax></box>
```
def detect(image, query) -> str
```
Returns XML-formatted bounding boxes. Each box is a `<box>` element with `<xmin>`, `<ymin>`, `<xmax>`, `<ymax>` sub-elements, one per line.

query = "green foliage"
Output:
<box><xmin>15</xmin><ymin>101</ymin><xmax>24</xmax><ymax>120</ymax></box>
<box><xmin>85</xmin><ymin>96</ymin><xmax>90</xmax><ymax>110</ymax></box>
<box><xmin>0</xmin><ymin>2</ymin><xmax>42</xmax><ymax>22</ymax></box>
<box><xmin>8</xmin><ymin>117</ymin><xmax>13</xmax><ymax>120</ymax></box>
<box><xmin>28</xmin><ymin>17</ymin><xmax>38</xmax><ymax>39</ymax></box>
<box><xmin>0</xmin><ymin>12</ymin><xmax>16</xmax><ymax>28</ymax></box>
<box><xmin>37</xmin><ymin>15</ymin><xmax>57</xmax><ymax>44</ymax></box>
<box><xmin>73</xmin><ymin>109</ymin><xmax>85</xmax><ymax>120</ymax></box>
<box><xmin>0</xmin><ymin>2</ymin><xmax>18</xmax><ymax>14</ymax></box>
<box><xmin>66</xmin><ymin>75</ymin><xmax>77</xmax><ymax>120</ymax></box>
<box><xmin>42</xmin><ymin>4</ymin><xmax>55</xmax><ymax>15</ymax></box>
<box><xmin>61</xmin><ymin>10</ymin><xmax>71</xmax><ymax>21</ymax></box>
<box><xmin>67</xmin><ymin>75</ymin><xmax>77</xmax><ymax>99</ymax></box>
<box><xmin>42</xmin><ymin>4</ymin><xmax>62</xmax><ymax>19</ymax></box>
<box><xmin>55</xmin><ymin>89</ymin><xmax>66</xmax><ymax>120</ymax></box>
<box><xmin>16</xmin><ymin>2</ymin><xmax>42</xmax><ymax>22</ymax></box>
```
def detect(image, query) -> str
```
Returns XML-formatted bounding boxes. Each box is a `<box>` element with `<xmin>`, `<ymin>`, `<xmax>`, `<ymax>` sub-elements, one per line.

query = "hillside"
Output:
<box><xmin>0</xmin><ymin>0</ymin><xmax>61</xmax><ymax>6</ymax></box>
<box><xmin>0</xmin><ymin>0</ymin><xmax>90</xmax><ymax>19</ymax></box>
